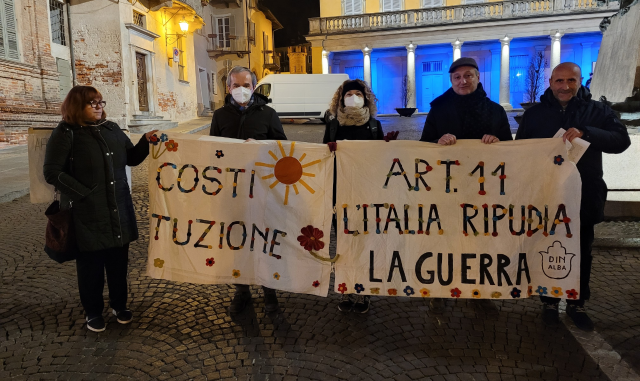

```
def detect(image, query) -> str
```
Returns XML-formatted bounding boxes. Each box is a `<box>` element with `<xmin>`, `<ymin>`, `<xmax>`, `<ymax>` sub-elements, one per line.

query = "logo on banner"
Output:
<box><xmin>539</xmin><ymin>241</ymin><xmax>575</xmax><ymax>279</ymax></box>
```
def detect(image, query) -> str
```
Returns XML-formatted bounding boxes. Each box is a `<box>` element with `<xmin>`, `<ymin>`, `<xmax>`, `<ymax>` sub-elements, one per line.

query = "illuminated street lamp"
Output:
<box><xmin>179</xmin><ymin>18</ymin><xmax>189</xmax><ymax>32</ymax></box>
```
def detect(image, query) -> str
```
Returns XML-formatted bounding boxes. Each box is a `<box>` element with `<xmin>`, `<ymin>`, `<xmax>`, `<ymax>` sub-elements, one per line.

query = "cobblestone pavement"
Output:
<box><xmin>1</xmin><ymin>121</ymin><xmax>639</xmax><ymax>381</ymax></box>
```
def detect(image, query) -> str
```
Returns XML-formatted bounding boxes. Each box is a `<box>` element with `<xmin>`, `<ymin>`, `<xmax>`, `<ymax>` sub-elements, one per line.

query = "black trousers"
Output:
<box><xmin>76</xmin><ymin>245</ymin><xmax>129</xmax><ymax>317</ymax></box>
<box><xmin>235</xmin><ymin>284</ymin><xmax>275</xmax><ymax>295</ymax></box>
<box><xmin>541</xmin><ymin>222</ymin><xmax>595</xmax><ymax>307</ymax></box>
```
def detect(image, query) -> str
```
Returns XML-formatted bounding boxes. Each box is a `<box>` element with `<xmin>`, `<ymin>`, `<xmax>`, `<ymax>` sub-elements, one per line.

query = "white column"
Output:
<box><xmin>406</xmin><ymin>42</ymin><xmax>416</xmax><ymax>109</ymax></box>
<box><xmin>499</xmin><ymin>36</ymin><xmax>512</xmax><ymax>110</ymax></box>
<box><xmin>452</xmin><ymin>39</ymin><xmax>463</xmax><ymax>61</ymax></box>
<box><xmin>362</xmin><ymin>46</ymin><xmax>372</xmax><ymax>88</ymax></box>
<box><xmin>322</xmin><ymin>50</ymin><xmax>330</xmax><ymax>74</ymax></box>
<box><xmin>549</xmin><ymin>31</ymin><xmax>564</xmax><ymax>71</ymax></box>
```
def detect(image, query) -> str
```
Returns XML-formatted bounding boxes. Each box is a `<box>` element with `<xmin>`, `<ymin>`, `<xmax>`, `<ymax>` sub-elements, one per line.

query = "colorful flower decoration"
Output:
<box><xmin>215</xmin><ymin>150</ymin><xmax>224</xmax><ymax>159</ymax></box>
<box><xmin>536</xmin><ymin>286</ymin><xmax>548</xmax><ymax>296</ymax></box>
<box><xmin>354</xmin><ymin>283</ymin><xmax>365</xmax><ymax>293</ymax></box>
<box><xmin>297</xmin><ymin>225</ymin><xmax>325</xmax><ymax>252</ymax></box>
<box><xmin>149</xmin><ymin>134</ymin><xmax>160</xmax><ymax>145</ymax></box>
<box><xmin>387</xmin><ymin>288</ymin><xmax>397</xmax><ymax>296</ymax></box>
<box><xmin>527</xmin><ymin>285</ymin><xmax>533</xmax><ymax>297</ymax></box>
<box><xmin>232</xmin><ymin>269</ymin><xmax>241</xmax><ymax>278</ymax></box>
<box><xmin>205</xmin><ymin>257</ymin><xmax>215</xmax><ymax>267</ymax></box>
<box><xmin>337</xmin><ymin>283</ymin><xmax>347</xmax><ymax>294</ymax></box>
<box><xmin>403</xmin><ymin>286</ymin><xmax>415</xmax><ymax>296</ymax></box>
<box><xmin>551</xmin><ymin>287</ymin><xmax>563</xmax><ymax>297</ymax></box>
<box><xmin>165</xmin><ymin>140</ymin><xmax>179</xmax><ymax>152</ymax></box>
<box><xmin>450</xmin><ymin>288</ymin><xmax>462</xmax><ymax>298</ymax></box>
<box><xmin>510</xmin><ymin>287</ymin><xmax>521</xmax><ymax>298</ymax></box>
<box><xmin>419</xmin><ymin>288</ymin><xmax>430</xmax><ymax>297</ymax></box>
<box><xmin>566</xmin><ymin>289</ymin><xmax>578</xmax><ymax>299</ymax></box>
<box><xmin>472</xmin><ymin>289</ymin><xmax>481</xmax><ymax>298</ymax></box>
<box><xmin>153</xmin><ymin>258</ymin><xmax>164</xmax><ymax>268</ymax></box>
<box><xmin>554</xmin><ymin>155</ymin><xmax>564</xmax><ymax>165</ymax></box>
<box><xmin>370</xmin><ymin>288</ymin><xmax>380</xmax><ymax>295</ymax></box>
<box><xmin>312</xmin><ymin>280</ymin><xmax>320</xmax><ymax>288</ymax></box>
<box><xmin>159</xmin><ymin>133</ymin><xmax>168</xmax><ymax>142</ymax></box>
<box><xmin>273</xmin><ymin>272</ymin><xmax>280</xmax><ymax>280</ymax></box>
<box><xmin>491</xmin><ymin>292</ymin><xmax>502</xmax><ymax>299</ymax></box>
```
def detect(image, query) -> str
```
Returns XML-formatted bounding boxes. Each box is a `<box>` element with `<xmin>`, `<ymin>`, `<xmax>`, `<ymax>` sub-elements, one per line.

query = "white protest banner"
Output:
<box><xmin>334</xmin><ymin>139</ymin><xmax>581</xmax><ymax>300</ymax></box>
<box><xmin>146</xmin><ymin>134</ymin><xmax>334</xmax><ymax>296</ymax></box>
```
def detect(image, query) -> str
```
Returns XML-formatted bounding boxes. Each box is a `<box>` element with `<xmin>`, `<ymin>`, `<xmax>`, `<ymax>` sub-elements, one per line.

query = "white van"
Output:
<box><xmin>254</xmin><ymin>74</ymin><xmax>349</xmax><ymax>119</ymax></box>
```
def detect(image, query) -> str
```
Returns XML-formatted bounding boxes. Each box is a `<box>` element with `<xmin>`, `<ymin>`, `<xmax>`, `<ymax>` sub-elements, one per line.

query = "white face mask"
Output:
<box><xmin>344</xmin><ymin>95</ymin><xmax>365</xmax><ymax>108</ymax></box>
<box><xmin>231</xmin><ymin>86</ymin><xmax>253</xmax><ymax>104</ymax></box>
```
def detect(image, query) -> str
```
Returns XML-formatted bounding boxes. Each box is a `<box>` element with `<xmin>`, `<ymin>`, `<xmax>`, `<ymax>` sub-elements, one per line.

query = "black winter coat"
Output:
<box><xmin>44</xmin><ymin>120</ymin><xmax>150</xmax><ymax>252</ymax></box>
<box><xmin>210</xmin><ymin>93</ymin><xmax>287</xmax><ymax>140</ymax></box>
<box><xmin>515</xmin><ymin>86</ymin><xmax>631</xmax><ymax>224</ymax></box>
<box><xmin>420</xmin><ymin>83</ymin><xmax>513</xmax><ymax>143</ymax></box>
<box><xmin>322</xmin><ymin>116</ymin><xmax>384</xmax><ymax>143</ymax></box>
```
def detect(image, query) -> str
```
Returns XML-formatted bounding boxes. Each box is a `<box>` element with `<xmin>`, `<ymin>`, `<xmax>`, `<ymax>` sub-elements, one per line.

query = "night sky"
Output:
<box><xmin>262</xmin><ymin>0</ymin><xmax>320</xmax><ymax>48</ymax></box>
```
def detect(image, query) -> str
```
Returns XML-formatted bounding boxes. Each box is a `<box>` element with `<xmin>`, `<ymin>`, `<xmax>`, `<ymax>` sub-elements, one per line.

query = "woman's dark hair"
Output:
<box><xmin>61</xmin><ymin>85</ymin><xmax>106</xmax><ymax>125</ymax></box>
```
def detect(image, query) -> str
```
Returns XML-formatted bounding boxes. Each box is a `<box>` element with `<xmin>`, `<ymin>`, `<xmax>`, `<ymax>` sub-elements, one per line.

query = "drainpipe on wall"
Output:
<box><xmin>66</xmin><ymin>1</ymin><xmax>77</xmax><ymax>85</ymax></box>
<box><xmin>246</xmin><ymin>0</ymin><xmax>251</xmax><ymax>71</ymax></box>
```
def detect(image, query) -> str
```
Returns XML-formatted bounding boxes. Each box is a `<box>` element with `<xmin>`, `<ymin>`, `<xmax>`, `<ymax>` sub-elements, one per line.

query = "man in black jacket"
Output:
<box><xmin>420</xmin><ymin>57</ymin><xmax>513</xmax><ymax>312</ymax></box>
<box><xmin>210</xmin><ymin>66</ymin><xmax>287</xmax><ymax>314</ymax></box>
<box><xmin>419</xmin><ymin>57</ymin><xmax>513</xmax><ymax>145</ymax></box>
<box><xmin>516</xmin><ymin>62</ymin><xmax>630</xmax><ymax>331</ymax></box>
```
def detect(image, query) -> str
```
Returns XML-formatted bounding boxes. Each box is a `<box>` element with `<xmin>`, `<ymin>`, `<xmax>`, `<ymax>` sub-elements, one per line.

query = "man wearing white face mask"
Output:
<box><xmin>210</xmin><ymin>66</ymin><xmax>286</xmax><ymax>140</ymax></box>
<box><xmin>210</xmin><ymin>66</ymin><xmax>286</xmax><ymax>314</ymax></box>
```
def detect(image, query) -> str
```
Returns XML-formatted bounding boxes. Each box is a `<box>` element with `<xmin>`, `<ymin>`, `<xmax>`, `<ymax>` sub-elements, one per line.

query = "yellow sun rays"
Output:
<box><xmin>255</xmin><ymin>141</ymin><xmax>320</xmax><ymax>205</ymax></box>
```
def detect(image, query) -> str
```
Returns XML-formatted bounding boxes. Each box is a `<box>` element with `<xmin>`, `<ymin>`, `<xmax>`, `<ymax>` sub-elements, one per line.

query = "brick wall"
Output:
<box><xmin>0</xmin><ymin>0</ymin><xmax>62</xmax><ymax>146</ymax></box>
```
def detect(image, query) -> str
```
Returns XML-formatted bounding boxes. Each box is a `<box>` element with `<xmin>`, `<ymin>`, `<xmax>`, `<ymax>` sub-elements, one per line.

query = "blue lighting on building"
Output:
<box><xmin>331</xmin><ymin>32</ymin><xmax>602</xmax><ymax>114</ymax></box>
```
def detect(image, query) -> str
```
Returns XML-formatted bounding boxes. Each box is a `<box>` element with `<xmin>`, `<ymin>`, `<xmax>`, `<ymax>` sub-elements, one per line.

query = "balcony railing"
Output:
<box><xmin>308</xmin><ymin>0</ymin><xmax>618</xmax><ymax>34</ymax></box>
<box><xmin>207</xmin><ymin>36</ymin><xmax>251</xmax><ymax>58</ymax></box>
<box><xmin>264</xmin><ymin>54</ymin><xmax>281</xmax><ymax>71</ymax></box>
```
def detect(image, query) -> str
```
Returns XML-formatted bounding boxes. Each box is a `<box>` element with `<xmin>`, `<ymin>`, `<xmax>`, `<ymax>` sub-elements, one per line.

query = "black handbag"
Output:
<box><xmin>44</xmin><ymin>128</ymin><xmax>78</xmax><ymax>263</ymax></box>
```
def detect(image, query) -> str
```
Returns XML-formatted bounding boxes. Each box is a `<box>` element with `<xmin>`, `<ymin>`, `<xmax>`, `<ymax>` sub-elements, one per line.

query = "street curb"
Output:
<box><xmin>593</xmin><ymin>237</ymin><xmax>640</xmax><ymax>248</ymax></box>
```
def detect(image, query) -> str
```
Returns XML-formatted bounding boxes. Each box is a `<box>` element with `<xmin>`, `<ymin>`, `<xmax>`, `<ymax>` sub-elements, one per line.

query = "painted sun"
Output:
<box><xmin>255</xmin><ymin>141</ymin><xmax>321</xmax><ymax>205</ymax></box>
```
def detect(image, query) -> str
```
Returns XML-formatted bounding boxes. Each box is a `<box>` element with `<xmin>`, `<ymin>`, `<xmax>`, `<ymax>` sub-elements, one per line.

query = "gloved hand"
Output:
<box><xmin>384</xmin><ymin>131</ymin><xmax>399</xmax><ymax>142</ymax></box>
<box><xmin>327</xmin><ymin>142</ymin><xmax>337</xmax><ymax>152</ymax></box>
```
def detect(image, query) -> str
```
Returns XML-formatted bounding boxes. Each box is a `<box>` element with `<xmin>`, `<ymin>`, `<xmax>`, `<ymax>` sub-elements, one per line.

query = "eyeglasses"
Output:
<box><xmin>88</xmin><ymin>100</ymin><xmax>107</xmax><ymax>109</ymax></box>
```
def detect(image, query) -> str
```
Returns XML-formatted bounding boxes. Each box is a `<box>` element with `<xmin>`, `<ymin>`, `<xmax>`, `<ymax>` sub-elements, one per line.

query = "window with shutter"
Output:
<box><xmin>343</xmin><ymin>0</ymin><xmax>363</xmax><ymax>15</ymax></box>
<box><xmin>463</xmin><ymin>0</ymin><xmax>485</xmax><ymax>4</ymax></box>
<box><xmin>0</xmin><ymin>0</ymin><xmax>19</xmax><ymax>61</ymax></box>
<box><xmin>422</xmin><ymin>0</ymin><xmax>443</xmax><ymax>7</ymax></box>
<box><xmin>381</xmin><ymin>0</ymin><xmax>402</xmax><ymax>11</ymax></box>
<box><xmin>215</xmin><ymin>15</ymin><xmax>235</xmax><ymax>49</ymax></box>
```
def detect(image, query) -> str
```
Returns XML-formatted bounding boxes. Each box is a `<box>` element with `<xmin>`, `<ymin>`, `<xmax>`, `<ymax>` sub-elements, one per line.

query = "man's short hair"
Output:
<box><xmin>226</xmin><ymin>66</ymin><xmax>257</xmax><ymax>88</ymax></box>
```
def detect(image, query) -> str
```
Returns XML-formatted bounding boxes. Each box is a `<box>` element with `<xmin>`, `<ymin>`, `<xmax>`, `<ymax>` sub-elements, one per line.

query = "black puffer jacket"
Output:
<box><xmin>322</xmin><ymin>116</ymin><xmax>384</xmax><ymax>143</ymax></box>
<box><xmin>515</xmin><ymin>86</ymin><xmax>631</xmax><ymax>224</ymax></box>
<box><xmin>44</xmin><ymin>120</ymin><xmax>150</xmax><ymax>252</ymax></box>
<box><xmin>210</xmin><ymin>93</ymin><xmax>286</xmax><ymax>140</ymax></box>
<box><xmin>420</xmin><ymin>83</ymin><xmax>513</xmax><ymax>143</ymax></box>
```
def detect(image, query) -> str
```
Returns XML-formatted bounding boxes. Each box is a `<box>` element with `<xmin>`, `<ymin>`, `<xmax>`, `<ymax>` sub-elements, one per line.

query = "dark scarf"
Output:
<box><xmin>448</xmin><ymin>83</ymin><xmax>493</xmax><ymax>139</ymax></box>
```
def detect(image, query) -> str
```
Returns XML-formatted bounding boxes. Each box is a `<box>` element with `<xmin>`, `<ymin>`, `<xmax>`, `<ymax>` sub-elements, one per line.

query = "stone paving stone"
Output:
<box><xmin>2</xmin><ymin>135</ymin><xmax>639</xmax><ymax>380</ymax></box>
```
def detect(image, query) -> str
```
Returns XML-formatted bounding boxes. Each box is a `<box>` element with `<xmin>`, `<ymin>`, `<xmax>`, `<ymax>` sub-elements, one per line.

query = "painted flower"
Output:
<box><xmin>551</xmin><ymin>287</ymin><xmax>563</xmax><ymax>297</ymax></box>
<box><xmin>159</xmin><ymin>133</ymin><xmax>168</xmax><ymax>142</ymax></box>
<box><xmin>419</xmin><ymin>288</ymin><xmax>430</xmax><ymax>297</ymax></box>
<box><xmin>491</xmin><ymin>291</ymin><xmax>502</xmax><ymax>298</ymax></box>
<box><xmin>451</xmin><ymin>288</ymin><xmax>462</xmax><ymax>298</ymax></box>
<box><xmin>205</xmin><ymin>257</ymin><xmax>215</xmax><ymax>267</ymax></box>
<box><xmin>312</xmin><ymin>280</ymin><xmax>320</xmax><ymax>288</ymax></box>
<box><xmin>153</xmin><ymin>258</ymin><xmax>164</xmax><ymax>268</ymax></box>
<box><xmin>527</xmin><ymin>285</ymin><xmax>533</xmax><ymax>297</ymax></box>
<box><xmin>387</xmin><ymin>288</ymin><xmax>398</xmax><ymax>296</ymax></box>
<box><xmin>337</xmin><ymin>283</ymin><xmax>347</xmax><ymax>294</ymax></box>
<box><xmin>566</xmin><ymin>289</ymin><xmax>578</xmax><ymax>299</ymax></box>
<box><xmin>149</xmin><ymin>134</ymin><xmax>160</xmax><ymax>145</ymax></box>
<box><xmin>232</xmin><ymin>269</ymin><xmax>241</xmax><ymax>278</ymax></box>
<box><xmin>354</xmin><ymin>283</ymin><xmax>365</xmax><ymax>293</ymax></box>
<box><xmin>510</xmin><ymin>287</ymin><xmax>521</xmax><ymax>298</ymax></box>
<box><xmin>215</xmin><ymin>150</ymin><xmax>224</xmax><ymax>158</ymax></box>
<box><xmin>370</xmin><ymin>288</ymin><xmax>380</xmax><ymax>294</ymax></box>
<box><xmin>554</xmin><ymin>155</ymin><xmax>564</xmax><ymax>165</ymax></box>
<box><xmin>297</xmin><ymin>225</ymin><xmax>325</xmax><ymax>252</ymax></box>
<box><xmin>403</xmin><ymin>286</ymin><xmax>415</xmax><ymax>296</ymax></box>
<box><xmin>273</xmin><ymin>272</ymin><xmax>280</xmax><ymax>280</ymax></box>
<box><xmin>165</xmin><ymin>140</ymin><xmax>179</xmax><ymax>152</ymax></box>
<box><xmin>472</xmin><ymin>289</ymin><xmax>481</xmax><ymax>298</ymax></box>
<box><xmin>536</xmin><ymin>286</ymin><xmax>548</xmax><ymax>296</ymax></box>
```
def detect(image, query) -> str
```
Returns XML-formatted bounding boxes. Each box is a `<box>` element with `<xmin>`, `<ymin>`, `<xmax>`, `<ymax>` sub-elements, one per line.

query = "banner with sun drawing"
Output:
<box><xmin>334</xmin><ymin>139</ymin><xmax>582</xmax><ymax>300</ymax></box>
<box><xmin>146</xmin><ymin>134</ymin><xmax>335</xmax><ymax>296</ymax></box>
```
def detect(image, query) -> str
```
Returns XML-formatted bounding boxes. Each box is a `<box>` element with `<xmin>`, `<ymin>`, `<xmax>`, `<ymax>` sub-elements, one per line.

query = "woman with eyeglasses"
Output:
<box><xmin>44</xmin><ymin>85</ymin><xmax>157</xmax><ymax>332</ymax></box>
